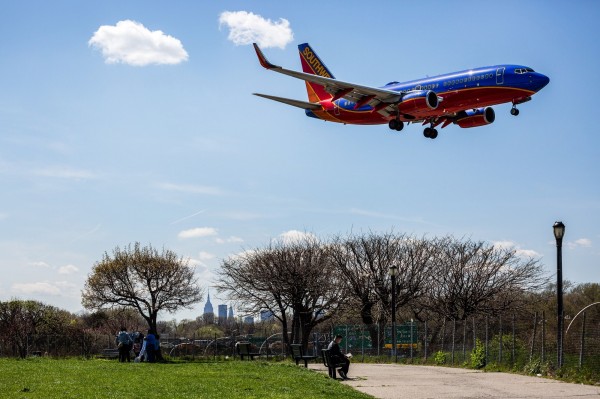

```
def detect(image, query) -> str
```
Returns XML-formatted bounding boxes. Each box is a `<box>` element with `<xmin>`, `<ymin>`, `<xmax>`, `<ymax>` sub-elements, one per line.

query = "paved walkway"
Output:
<box><xmin>308</xmin><ymin>363</ymin><xmax>600</xmax><ymax>398</ymax></box>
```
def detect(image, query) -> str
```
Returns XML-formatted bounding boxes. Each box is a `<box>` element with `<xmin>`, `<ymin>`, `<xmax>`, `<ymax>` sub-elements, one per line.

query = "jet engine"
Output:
<box><xmin>455</xmin><ymin>107</ymin><xmax>495</xmax><ymax>128</ymax></box>
<box><xmin>397</xmin><ymin>90</ymin><xmax>439</xmax><ymax>115</ymax></box>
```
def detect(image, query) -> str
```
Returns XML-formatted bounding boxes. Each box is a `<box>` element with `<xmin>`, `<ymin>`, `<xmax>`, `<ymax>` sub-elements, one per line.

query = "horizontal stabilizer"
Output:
<box><xmin>253</xmin><ymin>93</ymin><xmax>322</xmax><ymax>110</ymax></box>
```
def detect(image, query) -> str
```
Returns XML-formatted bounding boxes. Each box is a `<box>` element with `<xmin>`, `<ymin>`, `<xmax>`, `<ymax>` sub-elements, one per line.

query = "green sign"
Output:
<box><xmin>333</xmin><ymin>323</ymin><xmax>418</xmax><ymax>349</ymax></box>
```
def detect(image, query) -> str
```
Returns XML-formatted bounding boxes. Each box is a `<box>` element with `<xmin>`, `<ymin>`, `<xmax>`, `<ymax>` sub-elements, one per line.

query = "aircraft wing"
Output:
<box><xmin>253</xmin><ymin>93</ymin><xmax>322</xmax><ymax>110</ymax></box>
<box><xmin>253</xmin><ymin>43</ymin><xmax>402</xmax><ymax>110</ymax></box>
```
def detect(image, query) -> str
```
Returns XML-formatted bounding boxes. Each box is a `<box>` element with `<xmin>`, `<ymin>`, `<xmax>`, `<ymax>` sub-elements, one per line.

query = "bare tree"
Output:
<box><xmin>80</xmin><ymin>308</ymin><xmax>147</xmax><ymax>336</ymax></box>
<box><xmin>330</xmin><ymin>232</ymin><xmax>435</xmax><ymax>348</ymax></box>
<box><xmin>216</xmin><ymin>235</ymin><xmax>345</xmax><ymax>352</ymax></box>
<box><xmin>81</xmin><ymin>243</ymin><xmax>204</xmax><ymax>334</ymax></box>
<box><xmin>217</xmin><ymin>248</ymin><xmax>290</xmax><ymax>345</ymax></box>
<box><xmin>421</xmin><ymin>237</ymin><xmax>547</xmax><ymax>320</ymax></box>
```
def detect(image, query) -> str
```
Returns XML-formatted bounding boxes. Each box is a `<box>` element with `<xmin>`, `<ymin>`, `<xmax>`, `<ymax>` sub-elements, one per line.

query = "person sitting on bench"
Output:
<box><xmin>327</xmin><ymin>334</ymin><xmax>351</xmax><ymax>379</ymax></box>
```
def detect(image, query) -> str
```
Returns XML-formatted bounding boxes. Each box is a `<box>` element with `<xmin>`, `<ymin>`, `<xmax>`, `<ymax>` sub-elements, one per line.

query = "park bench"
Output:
<box><xmin>236</xmin><ymin>341</ymin><xmax>260</xmax><ymax>360</ymax></box>
<box><xmin>290</xmin><ymin>344</ymin><xmax>317</xmax><ymax>368</ymax></box>
<box><xmin>321</xmin><ymin>349</ymin><xmax>346</xmax><ymax>379</ymax></box>
<box><xmin>99</xmin><ymin>348</ymin><xmax>120</xmax><ymax>359</ymax></box>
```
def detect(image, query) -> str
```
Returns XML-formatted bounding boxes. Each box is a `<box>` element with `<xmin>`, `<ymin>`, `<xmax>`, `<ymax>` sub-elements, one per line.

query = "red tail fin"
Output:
<box><xmin>298</xmin><ymin>43</ymin><xmax>334</xmax><ymax>102</ymax></box>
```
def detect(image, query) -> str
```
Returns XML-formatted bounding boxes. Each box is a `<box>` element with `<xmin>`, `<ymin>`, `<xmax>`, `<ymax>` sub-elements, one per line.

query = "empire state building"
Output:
<box><xmin>203</xmin><ymin>290</ymin><xmax>214</xmax><ymax>323</ymax></box>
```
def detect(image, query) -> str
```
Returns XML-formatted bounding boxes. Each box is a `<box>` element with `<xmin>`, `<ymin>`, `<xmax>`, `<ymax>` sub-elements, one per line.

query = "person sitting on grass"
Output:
<box><xmin>327</xmin><ymin>334</ymin><xmax>351</xmax><ymax>380</ymax></box>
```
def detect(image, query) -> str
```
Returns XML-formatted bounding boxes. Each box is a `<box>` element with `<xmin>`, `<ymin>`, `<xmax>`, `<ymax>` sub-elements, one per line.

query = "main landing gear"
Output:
<box><xmin>388</xmin><ymin>119</ymin><xmax>404</xmax><ymax>131</ymax></box>
<box><xmin>423</xmin><ymin>127</ymin><xmax>438</xmax><ymax>139</ymax></box>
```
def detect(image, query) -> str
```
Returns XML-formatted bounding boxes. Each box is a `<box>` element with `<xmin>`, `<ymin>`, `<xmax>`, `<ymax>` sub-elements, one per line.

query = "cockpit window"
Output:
<box><xmin>515</xmin><ymin>67</ymin><xmax>535</xmax><ymax>74</ymax></box>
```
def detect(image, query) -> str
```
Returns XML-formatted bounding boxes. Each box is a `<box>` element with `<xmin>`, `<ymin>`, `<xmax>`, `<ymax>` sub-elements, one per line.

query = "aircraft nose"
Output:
<box><xmin>533</xmin><ymin>73</ymin><xmax>550</xmax><ymax>91</ymax></box>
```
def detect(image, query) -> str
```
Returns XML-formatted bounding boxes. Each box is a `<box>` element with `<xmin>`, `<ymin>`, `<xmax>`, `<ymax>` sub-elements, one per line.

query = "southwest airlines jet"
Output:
<box><xmin>253</xmin><ymin>43</ymin><xmax>549</xmax><ymax>139</ymax></box>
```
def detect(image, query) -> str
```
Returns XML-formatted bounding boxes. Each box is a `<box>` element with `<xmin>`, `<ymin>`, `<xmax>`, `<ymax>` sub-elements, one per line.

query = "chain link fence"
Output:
<box><xmin>329</xmin><ymin>309</ymin><xmax>600</xmax><ymax>372</ymax></box>
<box><xmin>1</xmin><ymin>310</ymin><xmax>599</xmax><ymax>373</ymax></box>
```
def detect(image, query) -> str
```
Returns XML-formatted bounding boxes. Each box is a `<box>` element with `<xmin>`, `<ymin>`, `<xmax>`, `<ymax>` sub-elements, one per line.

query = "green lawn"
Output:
<box><xmin>0</xmin><ymin>358</ymin><xmax>374</xmax><ymax>399</ymax></box>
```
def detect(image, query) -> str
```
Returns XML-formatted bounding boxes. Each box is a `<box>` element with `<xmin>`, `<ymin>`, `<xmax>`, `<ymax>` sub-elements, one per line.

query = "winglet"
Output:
<box><xmin>253</xmin><ymin>43</ymin><xmax>278</xmax><ymax>69</ymax></box>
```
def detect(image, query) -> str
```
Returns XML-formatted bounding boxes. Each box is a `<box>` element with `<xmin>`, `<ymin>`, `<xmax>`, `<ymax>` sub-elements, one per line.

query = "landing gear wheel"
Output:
<box><xmin>510</xmin><ymin>107</ymin><xmax>520</xmax><ymax>116</ymax></box>
<box><xmin>423</xmin><ymin>127</ymin><xmax>438</xmax><ymax>139</ymax></box>
<box><xmin>388</xmin><ymin>119</ymin><xmax>404</xmax><ymax>131</ymax></box>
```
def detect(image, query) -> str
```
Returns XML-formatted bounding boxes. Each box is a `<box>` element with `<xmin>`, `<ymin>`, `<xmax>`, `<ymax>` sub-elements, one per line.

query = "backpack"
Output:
<box><xmin>117</xmin><ymin>331</ymin><xmax>131</xmax><ymax>345</ymax></box>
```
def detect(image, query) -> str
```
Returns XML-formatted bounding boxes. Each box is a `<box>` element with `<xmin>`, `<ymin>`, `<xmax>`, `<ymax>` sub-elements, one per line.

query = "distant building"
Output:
<box><xmin>218</xmin><ymin>304</ymin><xmax>228</xmax><ymax>324</ymax></box>
<box><xmin>243</xmin><ymin>315</ymin><xmax>254</xmax><ymax>324</ymax></box>
<box><xmin>260</xmin><ymin>309</ymin><xmax>274</xmax><ymax>321</ymax></box>
<box><xmin>203</xmin><ymin>291</ymin><xmax>214</xmax><ymax>323</ymax></box>
<box><xmin>228</xmin><ymin>305</ymin><xmax>234</xmax><ymax>320</ymax></box>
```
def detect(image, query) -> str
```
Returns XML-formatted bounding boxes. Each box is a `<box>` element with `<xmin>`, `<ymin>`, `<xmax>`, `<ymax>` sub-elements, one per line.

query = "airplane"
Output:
<box><xmin>252</xmin><ymin>43</ymin><xmax>550</xmax><ymax>139</ymax></box>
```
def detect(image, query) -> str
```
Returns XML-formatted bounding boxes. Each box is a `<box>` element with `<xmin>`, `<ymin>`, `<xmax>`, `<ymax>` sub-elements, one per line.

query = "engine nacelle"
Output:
<box><xmin>455</xmin><ymin>107</ymin><xmax>495</xmax><ymax>128</ymax></box>
<box><xmin>397</xmin><ymin>90</ymin><xmax>439</xmax><ymax>115</ymax></box>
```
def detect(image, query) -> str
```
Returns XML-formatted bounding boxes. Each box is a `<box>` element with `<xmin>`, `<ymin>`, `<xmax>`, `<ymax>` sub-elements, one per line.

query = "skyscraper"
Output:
<box><xmin>218</xmin><ymin>304</ymin><xmax>228</xmax><ymax>324</ymax></box>
<box><xmin>203</xmin><ymin>290</ymin><xmax>214</xmax><ymax>323</ymax></box>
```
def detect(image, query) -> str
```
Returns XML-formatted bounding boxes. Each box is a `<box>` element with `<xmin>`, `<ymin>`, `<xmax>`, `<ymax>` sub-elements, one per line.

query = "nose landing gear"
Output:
<box><xmin>510</xmin><ymin>106</ymin><xmax>520</xmax><ymax>116</ymax></box>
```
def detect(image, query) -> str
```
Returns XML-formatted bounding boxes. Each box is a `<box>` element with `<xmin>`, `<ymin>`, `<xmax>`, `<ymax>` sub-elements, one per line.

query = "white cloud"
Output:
<box><xmin>215</xmin><ymin>236</ymin><xmax>244</xmax><ymax>244</ymax></box>
<box><xmin>12</xmin><ymin>282</ymin><xmax>61</xmax><ymax>296</ymax></box>
<box><xmin>493</xmin><ymin>240</ymin><xmax>540</xmax><ymax>258</ymax></box>
<box><xmin>187</xmin><ymin>258</ymin><xmax>209</xmax><ymax>272</ymax></box>
<box><xmin>279</xmin><ymin>230</ymin><xmax>316</xmax><ymax>245</ymax></box>
<box><xmin>492</xmin><ymin>241</ymin><xmax>516</xmax><ymax>250</ymax></box>
<box><xmin>178</xmin><ymin>227</ymin><xmax>218</xmax><ymax>239</ymax></box>
<box><xmin>567</xmin><ymin>238</ymin><xmax>592</xmax><ymax>249</ymax></box>
<box><xmin>515</xmin><ymin>249</ymin><xmax>541</xmax><ymax>258</ymax></box>
<box><xmin>187</xmin><ymin>252</ymin><xmax>216</xmax><ymax>270</ymax></box>
<box><xmin>227</xmin><ymin>249</ymin><xmax>258</xmax><ymax>262</ymax></box>
<box><xmin>58</xmin><ymin>264</ymin><xmax>79</xmax><ymax>275</ymax></box>
<box><xmin>89</xmin><ymin>20</ymin><xmax>188</xmax><ymax>66</ymax></box>
<box><xmin>219</xmin><ymin>11</ymin><xmax>293</xmax><ymax>49</ymax></box>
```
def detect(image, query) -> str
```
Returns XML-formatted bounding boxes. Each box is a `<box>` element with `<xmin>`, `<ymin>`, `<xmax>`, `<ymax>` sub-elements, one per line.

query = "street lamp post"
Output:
<box><xmin>389</xmin><ymin>264</ymin><xmax>398</xmax><ymax>361</ymax></box>
<box><xmin>553</xmin><ymin>221</ymin><xmax>565</xmax><ymax>368</ymax></box>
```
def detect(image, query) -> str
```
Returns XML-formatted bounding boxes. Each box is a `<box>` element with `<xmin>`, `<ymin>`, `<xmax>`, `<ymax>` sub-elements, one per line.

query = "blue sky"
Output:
<box><xmin>1</xmin><ymin>1</ymin><xmax>598</xmax><ymax>322</ymax></box>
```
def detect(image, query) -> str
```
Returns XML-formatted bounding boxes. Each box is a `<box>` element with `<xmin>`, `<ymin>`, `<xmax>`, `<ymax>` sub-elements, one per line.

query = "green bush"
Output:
<box><xmin>486</xmin><ymin>333</ymin><xmax>528</xmax><ymax>368</ymax></box>
<box><xmin>470</xmin><ymin>339</ymin><xmax>486</xmax><ymax>369</ymax></box>
<box><xmin>434</xmin><ymin>350</ymin><xmax>447</xmax><ymax>365</ymax></box>
<box><xmin>523</xmin><ymin>357</ymin><xmax>552</xmax><ymax>376</ymax></box>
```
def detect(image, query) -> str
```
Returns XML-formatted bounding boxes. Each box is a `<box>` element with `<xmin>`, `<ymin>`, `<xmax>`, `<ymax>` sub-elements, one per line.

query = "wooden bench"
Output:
<box><xmin>99</xmin><ymin>348</ymin><xmax>120</xmax><ymax>359</ymax></box>
<box><xmin>321</xmin><ymin>349</ymin><xmax>346</xmax><ymax>379</ymax></box>
<box><xmin>236</xmin><ymin>342</ymin><xmax>260</xmax><ymax>360</ymax></box>
<box><xmin>290</xmin><ymin>344</ymin><xmax>317</xmax><ymax>368</ymax></box>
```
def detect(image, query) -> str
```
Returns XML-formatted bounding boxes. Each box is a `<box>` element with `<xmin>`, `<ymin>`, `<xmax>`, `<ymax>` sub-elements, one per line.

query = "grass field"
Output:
<box><xmin>0</xmin><ymin>358</ymin><xmax>373</xmax><ymax>399</ymax></box>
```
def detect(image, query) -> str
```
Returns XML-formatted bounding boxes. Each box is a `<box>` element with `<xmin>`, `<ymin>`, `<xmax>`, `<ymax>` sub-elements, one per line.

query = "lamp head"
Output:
<box><xmin>388</xmin><ymin>264</ymin><xmax>398</xmax><ymax>277</ymax></box>
<box><xmin>553</xmin><ymin>221</ymin><xmax>565</xmax><ymax>241</ymax></box>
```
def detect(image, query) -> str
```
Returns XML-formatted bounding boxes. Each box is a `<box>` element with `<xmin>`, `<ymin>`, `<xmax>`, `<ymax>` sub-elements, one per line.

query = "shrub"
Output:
<box><xmin>434</xmin><ymin>350</ymin><xmax>447</xmax><ymax>365</ymax></box>
<box><xmin>470</xmin><ymin>339</ymin><xmax>486</xmax><ymax>369</ymax></box>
